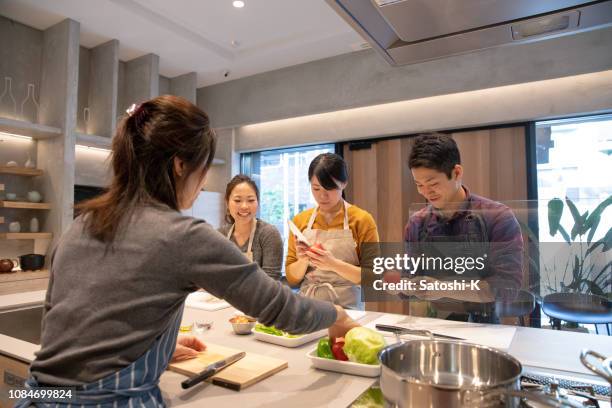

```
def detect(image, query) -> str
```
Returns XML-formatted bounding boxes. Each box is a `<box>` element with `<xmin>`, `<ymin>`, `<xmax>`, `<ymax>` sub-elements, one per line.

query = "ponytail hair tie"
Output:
<box><xmin>126</xmin><ymin>102</ymin><xmax>148</xmax><ymax>131</ymax></box>
<box><xmin>126</xmin><ymin>103</ymin><xmax>141</xmax><ymax>116</ymax></box>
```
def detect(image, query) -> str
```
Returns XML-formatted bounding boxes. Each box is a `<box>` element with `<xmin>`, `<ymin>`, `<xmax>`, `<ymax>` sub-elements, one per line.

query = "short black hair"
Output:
<box><xmin>308</xmin><ymin>153</ymin><xmax>348</xmax><ymax>190</ymax></box>
<box><xmin>408</xmin><ymin>133</ymin><xmax>460</xmax><ymax>179</ymax></box>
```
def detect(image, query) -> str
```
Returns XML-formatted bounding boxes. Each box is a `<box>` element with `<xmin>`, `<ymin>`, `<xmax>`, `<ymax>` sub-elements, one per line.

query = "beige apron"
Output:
<box><xmin>299</xmin><ymin>201</ymin><xmax>362</xmax><ymax>310</ymax></box>
<box><xmin>226</xmin><ymin>218</ymin><xmax>257</xmax><ymax>262</ymax></box>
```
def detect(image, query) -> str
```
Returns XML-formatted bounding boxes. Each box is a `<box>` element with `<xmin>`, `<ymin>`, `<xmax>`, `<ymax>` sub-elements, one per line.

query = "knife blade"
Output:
<box><xmin>375</xmin><ymin>324</ymin><xmax>466</xmax><ymax>340</ymax></box>
<box><xmin>181</xmin><ymin>351</ymin><xmax>246</xmax><ymax>389</ymax></box>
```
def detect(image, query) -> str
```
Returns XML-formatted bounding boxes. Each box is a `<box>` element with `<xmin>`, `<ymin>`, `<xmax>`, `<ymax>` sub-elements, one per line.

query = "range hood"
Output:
<box><xmin>326</xmin><ymin>0</ymin><xmax>612</xmax><ymax>65</ymax></box>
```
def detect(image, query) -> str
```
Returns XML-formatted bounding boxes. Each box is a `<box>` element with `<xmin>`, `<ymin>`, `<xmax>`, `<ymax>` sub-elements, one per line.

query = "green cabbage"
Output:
<box><xmin>343</xmin><ymin>327</ymin><xmax>386</xmax><ymax>365</ymax></box>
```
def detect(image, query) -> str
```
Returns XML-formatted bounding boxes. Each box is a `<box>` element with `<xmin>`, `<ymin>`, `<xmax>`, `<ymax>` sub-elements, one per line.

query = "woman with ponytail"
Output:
<box><xmin>20</xmin><ymin>95</ymin><xmax>357</xmax><ymax>407</ymax></box>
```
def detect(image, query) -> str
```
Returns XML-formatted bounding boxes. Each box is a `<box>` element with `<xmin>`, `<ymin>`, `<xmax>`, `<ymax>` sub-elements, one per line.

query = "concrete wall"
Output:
<box><xmin>0</xmin><ymin>16</ymin><xmax>43</xmax><ymax>120</ymax></box>
<box><xmin>76</xmin><ymin>46</ymin><xmax>90</xmax><ymax>133</ymax></box>
<box><xmin>159</xmin><ymin>75</ymin><xmax>170</xmax><ymax>96</ymax></box>
<box><xmin>235</xmin><ymin>69</ymin><xmax>612</xmax><ymax>151</ymax></box>
<box><xmin>205</xmin><ymin>127</ymin><xmax>234</xmax><ymax>194</ymax></box>
<box><xmin>74</xmin><ymin>147</ymin><xmax>111</xmax><ymax>187</ymax></box>
<box><xmin>198</xmin><ymin>26</ymin><xmax>612</xmax><ymax>139</ymax></box>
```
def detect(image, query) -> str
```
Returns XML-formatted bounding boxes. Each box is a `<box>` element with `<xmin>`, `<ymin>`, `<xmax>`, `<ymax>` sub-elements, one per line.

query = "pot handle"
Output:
<box><xmin>481</xmin><ymin>389</ymin><xmax>584</xmax><ymax>408</ymax></box>
<box><xmin>580</xmin><ymin>349</ymin><xmax>612</xmax><ymax>382</ymax></box>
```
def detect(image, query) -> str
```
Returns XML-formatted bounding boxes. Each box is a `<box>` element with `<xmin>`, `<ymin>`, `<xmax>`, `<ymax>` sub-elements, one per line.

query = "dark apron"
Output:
<box><xmin>415</xmin><ymin>208</ymin><xmax>497</xmax><ymax>323</ymax></box>
<box><xmin>16</xmin><ymin>306</ymin><xmax>184</xmax><ymax>407</ymax></box>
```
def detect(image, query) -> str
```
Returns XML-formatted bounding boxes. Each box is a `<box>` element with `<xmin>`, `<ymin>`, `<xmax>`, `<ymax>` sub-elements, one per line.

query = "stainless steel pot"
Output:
<box><xmin>379</xmin><ymin>339</ymin><xmax>523</xmax><ymax>408</ymax></box>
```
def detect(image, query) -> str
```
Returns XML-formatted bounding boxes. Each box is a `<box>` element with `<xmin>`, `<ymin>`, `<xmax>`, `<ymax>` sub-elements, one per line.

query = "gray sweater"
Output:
<box><xmin>218</xmin><ymin>220</ymin><xmax>283</xmax><ymax>281</ymax></box>
<box><xmin>30</xmin><ymin>205</ymin><xmax>336</xmax><ymax>385</ymax></box>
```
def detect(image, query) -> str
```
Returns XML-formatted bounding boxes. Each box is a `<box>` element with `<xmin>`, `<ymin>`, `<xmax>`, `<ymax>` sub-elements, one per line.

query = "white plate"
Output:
<box><xmin>185</xmin><ymin>291</ymin><xmax>232</xmax><ymax>311</ymax></box>
<box><xmin>252</xmin><ymin>327</ymin><xmax>326</xmax><ymax>347</ymax></box>
<box><xmin>307</xmin><ymin>348</ymin><xmax>381</xmax><ymax>377</ymax></box>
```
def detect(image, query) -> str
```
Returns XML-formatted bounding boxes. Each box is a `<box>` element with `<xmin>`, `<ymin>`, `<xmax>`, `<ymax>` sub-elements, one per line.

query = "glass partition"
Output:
<box><xmin>361</xmin><ymin>198</ymin><xmax>611</xmax><ymax>333</ymax></box>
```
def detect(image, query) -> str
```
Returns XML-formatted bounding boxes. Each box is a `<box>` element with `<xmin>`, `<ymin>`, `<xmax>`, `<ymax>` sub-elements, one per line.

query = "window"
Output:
<box><xmin>241</xmin><ymin>144</ymin><xmax>336</xmax><ymax>243</ymax></box>
<box><xmin>536</xmin><ymin>114</ymin><xmax>612</xmax><ymax>243</ymax></box>
<box><xmin>535</xmin><ymin>114</ymin><xmax>612</xmax><ymax>334</ymax></box>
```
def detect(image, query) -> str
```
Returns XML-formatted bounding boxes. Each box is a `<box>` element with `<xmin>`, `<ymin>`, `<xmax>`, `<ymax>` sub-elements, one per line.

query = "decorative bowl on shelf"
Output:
<box><xmin>5</xmin><ymin>161</ymin><xmax>18</xmax><ymax>167</ymax></box>
<box><xmin>27</xmin><ymin>191</ymin><xmax>42</xmax><ymax>203</ymax></box>
<box><xmin>5</xmin><ymin>193</ymin><xmax>17</xmax><ymax>201</ymax></box>
<box><xmin>0</xmin><ymin>259</ymin><xmax>16</xmax><ymax>273</ymax></box>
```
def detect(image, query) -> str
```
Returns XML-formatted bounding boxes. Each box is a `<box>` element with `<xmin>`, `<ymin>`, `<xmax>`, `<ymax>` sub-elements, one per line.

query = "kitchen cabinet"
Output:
<box><xmin>0</xmin><ymin>353</ymin><xmax>28</xmax><ymax>408</ymax></box>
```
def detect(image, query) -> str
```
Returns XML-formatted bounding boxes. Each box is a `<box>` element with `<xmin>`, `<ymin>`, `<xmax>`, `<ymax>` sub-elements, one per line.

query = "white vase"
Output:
<box><xmin>30</xmin><ymin>217</ymin><xmax>39</xmax><ymax>233</ymax></box>
<box><xmin>24</xmin><ymin>156</ymin><xmax>35</xmax><ymax>169</ymax></box>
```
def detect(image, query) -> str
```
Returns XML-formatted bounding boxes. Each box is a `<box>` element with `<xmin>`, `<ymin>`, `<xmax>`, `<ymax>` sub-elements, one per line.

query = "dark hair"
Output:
<box><xmin>308</xmin><ymin>153</ymin><xmax>348</xmax><ymax>190</ymax></box>
<box><xmin>77</xmin><ymin>95</ymin><xmax>217</xmax><ymax>242</ymax></box>
<box><xmin>224</xmin><ymin>174</ymin><xmax>260</xmax><ymax>224</ymax></box>
<box><xmin>408</xmin><ymin>133</ymin><xmax>460</xmax><ymax>178</ymax></box>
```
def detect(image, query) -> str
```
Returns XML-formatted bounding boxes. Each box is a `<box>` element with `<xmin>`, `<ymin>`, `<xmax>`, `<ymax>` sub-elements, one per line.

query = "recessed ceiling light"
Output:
<box><xmin>233</xmin><ymin>1</ymin><xmax>245</xmax><ymax>8</ymax></box>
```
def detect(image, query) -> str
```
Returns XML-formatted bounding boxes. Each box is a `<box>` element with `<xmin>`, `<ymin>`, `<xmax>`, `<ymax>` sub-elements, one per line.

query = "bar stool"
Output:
<box><xmin>542</xmin><ymin>292</ymin><xmax>612</xmax><ymax>335</ymax></box>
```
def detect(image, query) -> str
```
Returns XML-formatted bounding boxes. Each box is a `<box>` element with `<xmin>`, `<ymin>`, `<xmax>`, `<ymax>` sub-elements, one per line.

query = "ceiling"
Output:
<box><xmin>0</xmin><ymin>0</ymin><xmax>364</xmax><ymax>86</ymax></box>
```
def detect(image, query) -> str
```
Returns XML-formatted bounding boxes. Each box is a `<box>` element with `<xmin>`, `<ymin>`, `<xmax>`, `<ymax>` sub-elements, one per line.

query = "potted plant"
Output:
<box><xmin>543</xmin><ymin>196</ymin><xmax>612</xmax><ymax>331</ymax></box>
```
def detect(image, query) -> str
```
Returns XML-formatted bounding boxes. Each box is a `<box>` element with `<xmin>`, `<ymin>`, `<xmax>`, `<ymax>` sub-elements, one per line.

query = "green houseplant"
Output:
<box><xmin>546</xmin><ymin>196</ymin><xmax>612</xmax><ymax>298</ymax></box>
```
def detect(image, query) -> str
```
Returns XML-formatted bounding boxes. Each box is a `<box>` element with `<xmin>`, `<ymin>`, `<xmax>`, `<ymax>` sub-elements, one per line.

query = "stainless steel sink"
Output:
<box><xmin>0</xmin><ymin>305</ymin><xmax>43</xmax><ymax>345</ymax></box>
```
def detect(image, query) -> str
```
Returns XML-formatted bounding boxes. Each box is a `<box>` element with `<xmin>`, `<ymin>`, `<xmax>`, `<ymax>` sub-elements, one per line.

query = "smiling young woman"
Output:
<box><xmin>218</xmin><ymin>174</ymin><xmax>283</xmax><ymax>280</ymax></box>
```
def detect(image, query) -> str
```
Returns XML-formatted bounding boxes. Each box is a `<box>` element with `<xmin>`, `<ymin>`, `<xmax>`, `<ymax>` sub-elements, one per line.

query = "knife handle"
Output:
<box><xmin>375</xmin><ymin>324</ymin><xmax>435</xmax><ymax>339</ymax></box>
<box><xmin>181</xmin><ymin>367</ymin><xmax>216</xmax><ymax>389</ymax></box>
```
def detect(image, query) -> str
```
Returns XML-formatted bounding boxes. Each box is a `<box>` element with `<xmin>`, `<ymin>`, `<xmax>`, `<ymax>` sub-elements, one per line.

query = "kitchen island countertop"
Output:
<box><xmin>1</xmin><ymin>291</ymin><xmax>611</xmax><ymax>407</ymax></box>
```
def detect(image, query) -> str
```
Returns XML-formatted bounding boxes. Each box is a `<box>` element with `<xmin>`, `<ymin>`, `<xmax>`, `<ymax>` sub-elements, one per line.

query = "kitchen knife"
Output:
<box><xmin>181</xmin><ymin>351</ymin><xmax>246</xmax><ymax>389</ymax></box>
<box><xmin>375</xmin><ymin>324</ymin><xmax>466</xmax><ymax>341</ymax></box>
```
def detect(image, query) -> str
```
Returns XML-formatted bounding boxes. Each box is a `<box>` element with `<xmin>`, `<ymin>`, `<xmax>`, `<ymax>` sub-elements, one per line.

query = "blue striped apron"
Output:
<box><xmin>16</xmin><ymin>307</ymin><xmax>184</xmax><ymax>408</ymax></box>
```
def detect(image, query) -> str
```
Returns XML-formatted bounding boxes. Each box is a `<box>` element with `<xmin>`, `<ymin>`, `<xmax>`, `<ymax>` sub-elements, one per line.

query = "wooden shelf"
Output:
<box><xmin>0</xmin><ymin>233</ymin><xmax>52</xmax><ymax>240</ymax></box>
<box><xmin>76</xmin><ymin>132</ymin><xmax>112</xmax><ymax>150</ymax></box>
<box><xmin>0</xmin><ymin>269</ymin><xmax>49</xmax><ymax>283</ymax></box>
<box><xmin>0</xmin><ymin>166</ymin><xmax>43</xmax><ymax>176</ymax></box>
<box><xmin>0</xmin><ymin>201</ymin><xmax>51</xmax><ymax>210</ymax></box>
<box><xmin>0</xmin><ymin>117</ymin><xmax>62</xmax><ymax>139</ymax></box>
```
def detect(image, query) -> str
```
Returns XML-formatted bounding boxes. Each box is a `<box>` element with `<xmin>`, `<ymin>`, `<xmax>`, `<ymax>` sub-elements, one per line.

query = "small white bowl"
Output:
<box><xmin>229</xmin><ymin>316</ymin><xmax>256</xmax><ymax>335</ymax></box>
<box><xmin>231</xmin><ymin>321</ymin><xmax>255</xmax><ymax>335</ymax></box>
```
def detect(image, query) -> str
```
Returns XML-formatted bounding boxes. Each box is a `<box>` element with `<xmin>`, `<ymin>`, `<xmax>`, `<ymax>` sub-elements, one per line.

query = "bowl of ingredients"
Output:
<box><xmin>308</xmin><ymin>327</ymin><xmax>386</xmax><ymax>377</ymax></box>
<box><xmin>229</xmin><ymin>315</ymin><xmax>256</xmax><ymax>335</ymax></box>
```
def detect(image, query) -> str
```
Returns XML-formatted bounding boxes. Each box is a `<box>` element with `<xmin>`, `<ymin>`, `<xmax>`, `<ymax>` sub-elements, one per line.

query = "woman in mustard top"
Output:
<box><xmin>286</xmin><ymin>153</ymin><xmax>379</xmax><ymax>309</ymax></box>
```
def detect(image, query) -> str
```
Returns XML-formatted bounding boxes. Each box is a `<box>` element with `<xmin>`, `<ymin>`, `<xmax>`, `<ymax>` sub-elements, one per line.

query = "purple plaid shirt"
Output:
<box><xmin>404</xmin><ymin>186</ymin><xmax>524</xmax><ymax>297</ymax></box>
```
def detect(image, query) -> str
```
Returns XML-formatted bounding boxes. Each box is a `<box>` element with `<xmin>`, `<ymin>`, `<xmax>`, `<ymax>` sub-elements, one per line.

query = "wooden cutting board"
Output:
<box><xmin>168</xmin><ymin>343</ymin><xmax>288</xmax><ymax>391</ymax></box>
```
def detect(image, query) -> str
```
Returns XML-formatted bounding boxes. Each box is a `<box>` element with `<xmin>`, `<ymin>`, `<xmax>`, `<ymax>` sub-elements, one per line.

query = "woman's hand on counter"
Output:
<box><xmin>328</xmin><ymin>305</ymin><xmax>360</xmax><ymax>343</ymax></box>
<box><xmin>171</xmin><ymin>335</ymin><xmax>206</xmax><ymax>362</ymax></box>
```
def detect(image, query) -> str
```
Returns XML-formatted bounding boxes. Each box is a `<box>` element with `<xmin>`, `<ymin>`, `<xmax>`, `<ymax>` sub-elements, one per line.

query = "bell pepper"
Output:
<box><xmin>317</xmin><ymin>338</ymin><xmax>334</xmax><ymax>359</ymax></box>
<box><xmin>332</xmin><ymin>340</ymin><xmax>349</xmax><ymax>361</ymax></box>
